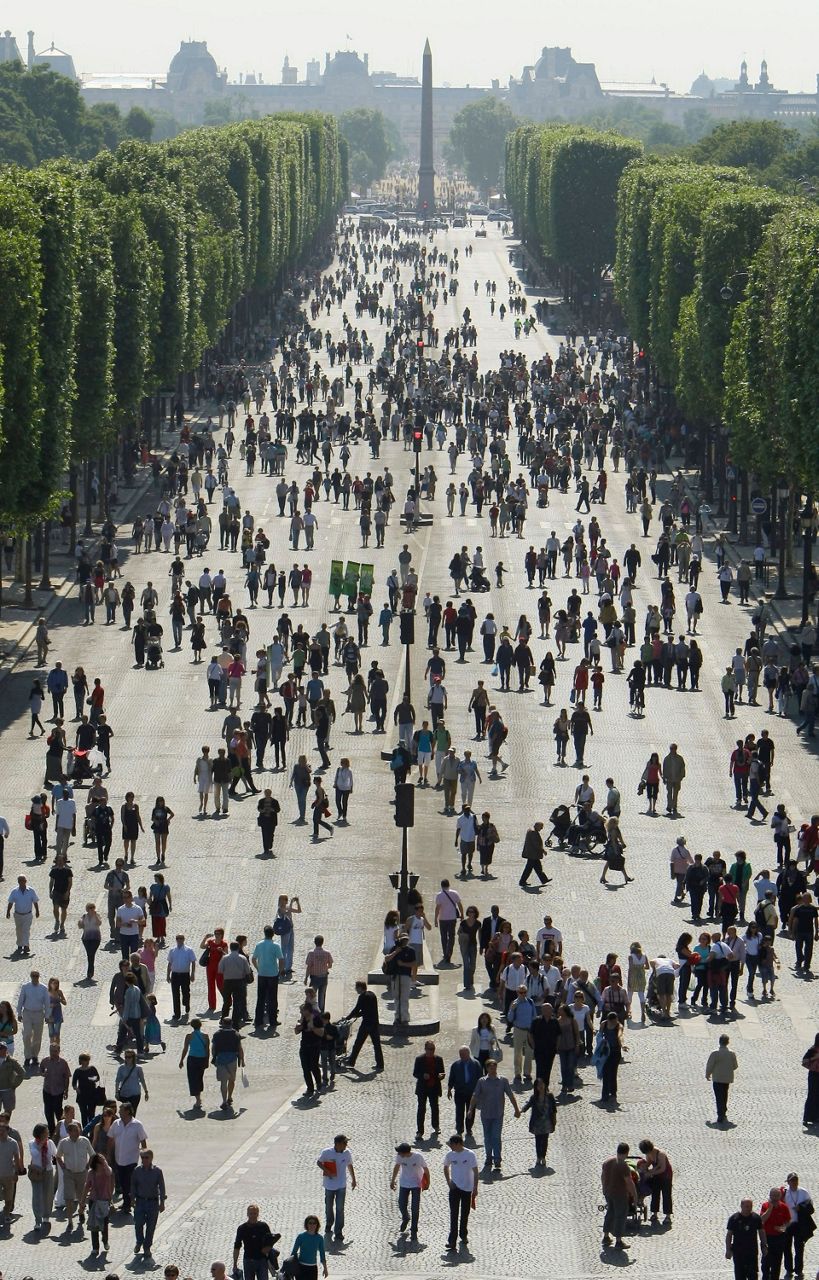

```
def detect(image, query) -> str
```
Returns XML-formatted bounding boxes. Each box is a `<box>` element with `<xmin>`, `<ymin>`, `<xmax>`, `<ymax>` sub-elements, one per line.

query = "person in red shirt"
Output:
<box><xmin>760</xmin><ymin>1186</ymin><xmax>791</xmax><ymax>1280</ymax></box>
<box><xmin>719</xmin><ymin>880</ymin><xmax>740</xmax><ymax>937</ymax></box>
<box><xmin>729</xmin><ymin>741</ymin><xmax>751</xmax><ymax>807</ymax></box>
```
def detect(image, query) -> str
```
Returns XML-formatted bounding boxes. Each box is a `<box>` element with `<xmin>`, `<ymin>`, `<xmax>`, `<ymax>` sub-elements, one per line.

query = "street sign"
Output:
<box><xmin>751</xmin><ymin>497</ymin><xmax>768</xmax><ymax>515</ymax></box>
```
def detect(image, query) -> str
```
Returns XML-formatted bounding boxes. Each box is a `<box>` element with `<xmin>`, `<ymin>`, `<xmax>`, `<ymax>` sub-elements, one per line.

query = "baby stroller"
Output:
<box><xmin>546</xmin><ymin>804</ymin><xmax>572</xmax><ymax>848</ymax></box>
<box><xmin>145</xmin><ymin>634</ymin><xmax>164</xmax><ymax>670</ymax></box>
<box><xmin>469</xmin><ymin>566</ymin><xmax>491</xmax><ymax>592</ymax></box>
<box><xmin>332</xmin><ymin>1017</ymin><xmax>355</xmax><ymax>1069</ymax></box>
<box><xmin>68</xmin><ymin>748</ymin><xmax>95</xmax><ymax>788</ymax></box>
<box><xmin>566</xmin><ymin>808</ymin><xmax>606</xmax><ymax>856</ymax></box>
<box><xmin>537</xmin><ymin>483</ymin><xmax>550</xmax><ymax>508</ymax></box>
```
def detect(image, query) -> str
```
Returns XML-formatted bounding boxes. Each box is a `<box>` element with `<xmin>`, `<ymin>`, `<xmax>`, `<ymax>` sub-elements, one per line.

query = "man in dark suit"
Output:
<box><xmin>413</xmin><ymin>1040</ymin><xmax>445</xmax><ymax>1138</ymax></box>
<box><xmin>345</xmin><ymin>980</ymin><xmax>384</xmax><ymax>1071</ymax></box>
<box><xmin>447</xmin><ymin>1046</ymin><xmax>482</xmax><ymax>1137</ymax></box>
<box><xmin>479</xmin><ymin>905</ymin><xmax>502</xmax><ymax>954</ymax></box>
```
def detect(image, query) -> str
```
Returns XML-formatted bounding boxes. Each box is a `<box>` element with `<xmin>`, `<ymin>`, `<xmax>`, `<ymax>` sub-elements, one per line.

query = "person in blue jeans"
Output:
<box><xmin>466</xmin><ymin>1059</ymin><xmax>520</xmax><ymax>1172</ymax></box>
<box><xmin>273</xmin><ymin>894</ymin><xmax>300</xmax><ymax>978</ymax></box>
<box><xmin>317</xmin><ymin>1135</ymin><xmax>356</xmax><ymax>1242</ymax></box>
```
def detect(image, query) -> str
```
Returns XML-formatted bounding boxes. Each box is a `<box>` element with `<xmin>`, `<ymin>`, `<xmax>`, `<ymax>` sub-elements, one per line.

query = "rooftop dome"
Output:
<box><xmin>168</xmin><ymin>40</ymin><xmax>217</xmax><ymax>78</ymax></box>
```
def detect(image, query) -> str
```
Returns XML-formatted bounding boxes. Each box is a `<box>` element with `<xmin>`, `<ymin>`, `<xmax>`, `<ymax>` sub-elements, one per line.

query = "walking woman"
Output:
<box><xmin>29</xmin><ymin>1121</ymin><xmax>58</xmax><ymax>1231</ymax></box>
<box><xmin>28</xmin><ymin>679</ymin><xmax>46</xmax><ymax>737</ymax></box>
<box><xmin>553</xmin><ymin>709</ymin><xmax>570</xmax><ymax>764</ymax></box>
<box><xmin>148</xmin><ymin>873</ymin><xmax>171</xmax><ymax>947</ymax></box>
<box><xmin>627</xmin><ymin>942</ymin><xmax>650</xmax><ymax>1024</ymax></box>
<box><xmin>290</xmin><ymin>755</ymin><xmax>312</xmax><ymax>823</ymax></box>
<box><xmin>82</xmin><ymin>1152</ymin><xmax>113</xmax><ymax>1256</ymax></box>
<box><xmin>347</xmin><ymin>674</ymin><xmax>368</xmax><ymax>733</ymax></box>
<box><xmin>458</xmin><ymin>906</ymin><xmax>480</xmax><ymax>990</ymax></box>
<box><xmin>475</xmin><ymin>811</ymin><xmax>499</xmax><ymax>877</ymax></box>
<box><xmin>78</xmin><ymin>903</ymin><xmax>102</xmax><ymax>981</ymax></box>
<box><xmin>120</xmin><ymin>792</ymin><xmax>144</xmax><ymax>866</ymax></box>
<box><xmin>640</xmin><ymin>752</ymin><xmax>661</xmax><ymax>816</ymax></box>
<box><xmin>199</xmin><ymin>927</ymin><xmax>228</xmax><ymax>1011</ymax></box>
<box><xmin>469</xmin><ymin>1011</ymin><xmax>500</xmax><ymax>1071</ymax></box>
<box><xmin>802</xmin><ymin>1033</ymin><xmax>819</xmax><ymax>1127</ymax></box>
<box><xmin>538</xmin><ymin>652</ymin><xmax>556</xmax><ymax>705</ymax></box>
<box><xmin>179</xmin><ymin>1018</ymin><xmax>210</xmax><ymax>1110</ymax></box>
<box><xmin>556</xmin><ymin>1005</ymin><xmax>580</xmax><ymax>1093</ymax></box>
<box><xmin>333</xmin><ymin>759</ymin><xmax>353</xmax><ymax>822</ymax></box>
<box><xmin>596</xmin><ymin>1011</ymin><xmax>627</xmax><ymax>1105</ymax></box>
<box><xmin>311</xmin><ymin>780</ymin><xmax>333</xmax><ymax>841</ymax></box>
<box><xmin>150</xmin><ymin>796</ymin><xmax>174</xmax><ymax>865</ymax></box>
<box><xmin>289</xmin><ymin>1214</ymin><xmax>329</xmax><ymax>1279</ymax></box>
<box><xmin>521</xmin><ymin>1077</ymin><xmax>557</xmax><ymax>1167</ymax></box>
<box><xmin>599</xmin><ymin>818</ymin><xmax>633</xmax><ymax>885</ymax></box>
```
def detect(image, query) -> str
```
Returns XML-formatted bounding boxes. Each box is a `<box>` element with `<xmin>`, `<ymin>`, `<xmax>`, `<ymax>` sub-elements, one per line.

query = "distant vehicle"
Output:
<box><xmin>475</xmin><ymin>228</ymin><xmax>487</xmax><ymax>238</ymax></box>
<box><xmin>468</xmin><ymin>203</ymin><xmax>488</xmax><ymax>214</ymax></box>
<box><xmin>453</xmin><ymin>215</ymin><xmax>467</xmax><ymax>227</ymax></box>
<box><xmin>487</xmin><ymin>211</ymin><xmax>509</xmax><ymax>222</ymax></box>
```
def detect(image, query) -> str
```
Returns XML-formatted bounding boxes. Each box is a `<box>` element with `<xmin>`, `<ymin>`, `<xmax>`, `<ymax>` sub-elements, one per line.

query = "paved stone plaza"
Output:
<box><xmin>0</xmin><ymin>222</ymin><xmax>817</xmax><ymax>1279</ymax></box>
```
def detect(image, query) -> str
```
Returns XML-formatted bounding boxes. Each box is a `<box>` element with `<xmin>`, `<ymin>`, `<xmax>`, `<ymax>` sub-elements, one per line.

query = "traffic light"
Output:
<box><xmin>394</xmin><ymin>782</ymin><xmax>415</xmax><ymax>828</ymax></box>
<box><xmin>399</xmin><ymin>611</ymin><xmax>415</xmax><ymax>644</ymax></box>
<box><xmin>413</xmin><ymin>428</ymin><xmax>423</xmax><ymax>453</ymax></box>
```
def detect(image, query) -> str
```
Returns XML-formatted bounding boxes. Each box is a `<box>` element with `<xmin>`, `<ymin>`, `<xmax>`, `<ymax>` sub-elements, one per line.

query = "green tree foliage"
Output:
<box><xmin>0</xmin><ymin>111</ymin><xmax>345</xmax><ymax>525</ymax></box>
<box><xmin>0</xmin><ymin>174</ymin><xmax>43</xmax><ymax>521</ymax></box>
<box><xmin>447</xmin><ymin>98</ymin><xmax>520</xmax><ymax>194</ymax></box>
<box><xmin>675</xmin><ymin>186</ymin><xmax>788</xmax><ymax>420</ymax></box>
<box><xmin>19</xmin><ymin>164</ymin><xmax>79</xmax><ymax>508</ymax></box>
<box><xmin>548</xmin><ymin>131</ymin><xmax>642</xmax><ymax>284</ymax></box>
<box><xmin>726</xmin><ymin>206</ymin><xmax>819</xmax><ymax>486</ymax></box>
<box><xmin>338</xmin><ymin>107</ymin><xmax>393</xmax><ymax>192</ymax></box>
<box><xmin>688</xmin><ymin>119</ymin><xmax>798</xmax><ymax>173</ymax></box>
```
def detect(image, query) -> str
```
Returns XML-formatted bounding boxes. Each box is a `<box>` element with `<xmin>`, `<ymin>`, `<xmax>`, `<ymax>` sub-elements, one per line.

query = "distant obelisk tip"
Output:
<box><xmin>424</xmin><ymin>38</ymin><xmax>431</xmax><ymax>55</ymax></box>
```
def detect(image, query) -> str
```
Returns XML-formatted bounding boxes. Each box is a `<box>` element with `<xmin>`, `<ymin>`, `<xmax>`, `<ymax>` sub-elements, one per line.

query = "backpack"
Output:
<box><xmin>273</xmin><ymin>914</ymin><xmax>292</xmax><ymax>937</ymax></box>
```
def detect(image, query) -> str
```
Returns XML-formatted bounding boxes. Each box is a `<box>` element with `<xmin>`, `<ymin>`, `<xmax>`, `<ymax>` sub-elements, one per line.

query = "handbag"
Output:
<box><xmin>28</xmin><ymin>1163</ymin><xmax>47</xmax><ymax>1182</ymax></box>
<box><xmin>24</xmin><ymin>813</ymin><xmax>33</xmax><ymax>830</ymax></box>
<box><xmin>94</xmin><ymin>1085</ymin><xmax>108</xmax><ymax>1107</ymax></box>
<box><xmin>198</xmin><ymin>947</ymin><xmax>210</xmax><ymax>968</ymax></box>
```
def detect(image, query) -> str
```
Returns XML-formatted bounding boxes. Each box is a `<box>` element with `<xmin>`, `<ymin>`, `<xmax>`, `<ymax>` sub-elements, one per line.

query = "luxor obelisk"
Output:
<box><xmin>417</xmin><ymin>38</ymin><xmax>435</xmax><ymax>215</ymax></box>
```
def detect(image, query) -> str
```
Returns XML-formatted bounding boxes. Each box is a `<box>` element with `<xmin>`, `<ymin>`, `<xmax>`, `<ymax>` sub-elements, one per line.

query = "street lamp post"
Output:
<box><xmin>800</xmin><ymin>494</ymin><xmax>815</xmax><ymax>628</ymax></box>
<box><xmin>775</xmin><ymin>479</ymin><xmax>790</xmax><ymax>600</ymax></box>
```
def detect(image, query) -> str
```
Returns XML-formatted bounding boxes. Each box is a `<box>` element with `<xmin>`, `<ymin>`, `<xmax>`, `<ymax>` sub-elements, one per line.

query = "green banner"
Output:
<box><xmin>359</xmin><ymin>563</ymin><xmax>374</xmax><ymax>596</ymax></box>
<box><xmin>342</xmin><ymin>560</ymin><xmax>360</xmax><ymax>599</ymax></box>
<box><xmin>329</xmin><ymin>559</ymin><xmax>344</xmax><ymax>597</ymax></box>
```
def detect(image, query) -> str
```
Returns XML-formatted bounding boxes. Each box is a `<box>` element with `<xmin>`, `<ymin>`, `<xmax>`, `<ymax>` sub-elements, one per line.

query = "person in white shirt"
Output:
<box><xmin>165</xmin><ymin>933</ymin><xmax>197</xmax><ymax>1020</ymax></box>
<box><xmin>783</xmin><ymin>1172</ymin><xmax>813</xmax><ymax>1276</ymax></box>
<box><xmin>56</xmin><ymin>1121</ymin><xmax>94</xmax><ymax>1227</ymax></box>
<box><xmin>7</xmin><ymin>877</ymin><xmax>39</xmax><ymax>956</ymax></box>
<box><xmin>114</xmin><ymin>891</ymin><xmax>145</xmax><ymax>963</ymax></box>
<box><xmin>17</xmin><ymin>969</ymin><xmax>49</xmax><ymax>1063</ymax></box>
<box><xmin>54</xmin><ymin>794</ymin><xmax>77</xmax><ymax>858</ymax></box>
<box><xmin>0</xmin><ymin>812</ymin><xmax>8</xmax><ymax>879</ymax></box>
<box><xmin>434</xmin><ymin>880</ymin><xmax>464</xmax><ymax>965</ymax></box>
<box><xmin>317</xmin><ymin>1135</ymin><xmax>356</xmax><ymax>1243</ymax></box>
<box><xmin>390</xmin><ymin>1141</ymin><xmax>429</xmax><ymax>1239</ymax></box>
<box><xmin>443</xmin><ymin>1133</ymin><xmax>478</xmax><ymax>1251</ymax></box>
<box><xmin>536</xmin><ymin>916</ymin><xmax>563</xmax><ymax>961</ymax></box>
<box><xmin>107</xmin><ymin>1104</ymin><xmax>147</xmax><ymax>1212</ymax></box>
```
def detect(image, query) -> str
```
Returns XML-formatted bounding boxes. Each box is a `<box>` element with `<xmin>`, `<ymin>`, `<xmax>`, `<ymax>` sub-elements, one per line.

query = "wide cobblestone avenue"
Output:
<box><xmin>0</xmin><ymin>219</ymin><xmax>817</xmax><ymax>1280</ymax></box>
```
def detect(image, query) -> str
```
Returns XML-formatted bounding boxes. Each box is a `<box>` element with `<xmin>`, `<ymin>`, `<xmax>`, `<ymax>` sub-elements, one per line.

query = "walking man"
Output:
<box><xmin>443</xmin><ymin>1133</ymin><xmax>478</xmax><ymax>1252</ymax></box>
<box><xmin>434</xmin><ymin>879</ymin><xmax>463</xmax><ymax>964</ymax></box>
<box><xmin>166</xmin><ymin>934</ymin><xmax>196</xmax><ymax>1021</ymax></box>
<box><xmin>344</xmin><ymin>981</ymin><xmax>384</xmax><ymax>1071</ymax></box>
<box><xmin>317</xmin><ymin>1134</ymin><xmax>356</xmax><ymax>1243</ymax></box>
<box><xmin>390</xmin><ymin>1142</ymin><xmax>428</xmax><ymax>1240</ymax></box>
<box><xmin>466</xmin><ymin>1058</ymin><xmax>520</xmax><ymax>1173</ymax></box>
<box><xmin>601</xmin><ymin>1142</ymin><xmax>638</xmax><ymax>1251</ymax></box>
<box><xmin>705</xmin><ymin>1033</ymin><xmax>738</xmax><ymax>1125</ymax></box>
<box><xmin>519</xmin><ymin>823</ymin><xmax>550</xmax><ymax>888</ymax></box>
<box><xmin>132</xmin><ymin>1148</ymin><xmax>166</xmax><ymax>1260</ymax></box>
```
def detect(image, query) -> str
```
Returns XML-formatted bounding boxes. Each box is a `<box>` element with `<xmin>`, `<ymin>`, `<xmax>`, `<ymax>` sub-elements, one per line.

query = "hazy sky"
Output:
<box><xmin>14</xmin><ymin>0</ymin><xmax>819</xmax><ymax>93</ymax></box>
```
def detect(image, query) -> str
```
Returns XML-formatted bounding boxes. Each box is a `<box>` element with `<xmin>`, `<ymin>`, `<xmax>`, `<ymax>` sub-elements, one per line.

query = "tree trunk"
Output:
<box><xmin>69</xmin><ymin>464</ymin><xmax>78</xmax><ymax>556</ymax></box>
<box><xmin>39</xmin><ymin>520</ymin><xmax>52</xmax><ymax>591</ymax></box>
<box><xmin>23</xmin><ymin>534</ymin><xmax>33</xmax><ymax>608</ymax></box>
<box><xmin>84</xmin><ymin>460</ymin><xmax>93</xmax><ymax>538</ymax></box>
